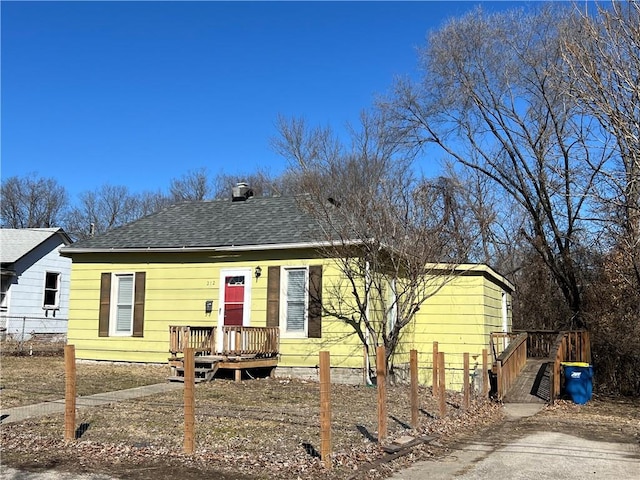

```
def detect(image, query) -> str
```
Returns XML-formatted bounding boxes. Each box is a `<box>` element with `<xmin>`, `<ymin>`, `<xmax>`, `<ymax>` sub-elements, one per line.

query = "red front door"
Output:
<box><xmin>223</xmin><ymin>275</ymin><xmax>245</xmax><ymax>326</ymax></box>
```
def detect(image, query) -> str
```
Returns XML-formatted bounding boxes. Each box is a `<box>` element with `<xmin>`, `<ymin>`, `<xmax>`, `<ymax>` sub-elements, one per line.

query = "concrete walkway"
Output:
<box><xmin>391</xmin><ymin>403</ymin><xmax>640</xmax><ymax>480</ymax></box>
<box><xmin>0</xmin><ymin>383</ymin><xmax>181</xmax><ymax>424</ymax></box>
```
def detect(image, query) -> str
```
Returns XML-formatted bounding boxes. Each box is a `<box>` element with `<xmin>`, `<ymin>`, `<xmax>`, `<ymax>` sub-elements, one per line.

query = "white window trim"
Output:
<box><xmin>109</xmin><ymin>272</ymin><xmax>135</xmax><ymax>337</ymax></box>
<box><xmin>42</xmin><ymin>271</ymin><xmax>61</xmax><ymax>310</ymax></box>
<box><xmin>280</xmin><ymin>266</ymin><xmax>309</xmax><ymax>339</ymax></box>
<box><xmin>501</xmin><ymin>290</ymin><xmax>509</xmax><ymax>333</ymax></box>
<box><xmin>386</xmin><ymin>278</ymin><xmax>398</xmax><ymax>334</ymax></box>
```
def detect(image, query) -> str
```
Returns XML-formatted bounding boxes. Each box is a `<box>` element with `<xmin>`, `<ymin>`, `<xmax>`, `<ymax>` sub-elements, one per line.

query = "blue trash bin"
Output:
<box><xmin>562</xmin><ymin>362</ymin><xmax>593</xmax><ymax>404</ymax></box>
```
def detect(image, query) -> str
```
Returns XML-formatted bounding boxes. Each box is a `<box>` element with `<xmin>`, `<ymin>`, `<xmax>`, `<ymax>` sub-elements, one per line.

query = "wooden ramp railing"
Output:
<box><xmin>515</xmin><ymin>330</ymin><xmax>558</xmax><ymax>358</ymax></box>
<box><xmin>490</xmin><ymin>332</ymin><xmax>519</xmax><ymax>360</ymax></box>
<box><xmin>549</xmin><ymin>330</ymin><xmax>591</xmax><ymax>402</ymax></box>
<box><xmin>491</xmin><ymin>332</ymin><xmax>528</xmax><ymax>401</ymax></box>
<box><xmin>491</xmin><ymin>330</ymin><xmax>591</xmax><ymax>403</ymax></box>
<box><xmin>169</xmin><ymin>325</ymin><xmax>279</xmax><ymax>357</ymax></box>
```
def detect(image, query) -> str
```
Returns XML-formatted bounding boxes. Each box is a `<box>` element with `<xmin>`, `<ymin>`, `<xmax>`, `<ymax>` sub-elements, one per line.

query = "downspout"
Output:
<box><xmin>501</xmin><ymin>291</ymin><xmax>510</xmax><ymax>351</ymax></box>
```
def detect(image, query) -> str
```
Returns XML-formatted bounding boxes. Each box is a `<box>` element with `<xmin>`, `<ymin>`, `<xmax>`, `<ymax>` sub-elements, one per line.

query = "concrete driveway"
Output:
<box><xmin>391</xmin><ymin>404</ymin><xmax>640</xmax><ymax>480</ymax></box>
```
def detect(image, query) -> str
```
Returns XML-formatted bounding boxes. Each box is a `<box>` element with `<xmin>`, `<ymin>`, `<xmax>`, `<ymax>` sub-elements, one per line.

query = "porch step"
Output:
<box><xmin>169</xmin><ymin>361</ymin><xmax>220</xmax><ymax>383</ymax></box>
<box><xmin>177</xmin><ymin>367</ymin><xmax>216</xmax><ymax>374</ymax></box>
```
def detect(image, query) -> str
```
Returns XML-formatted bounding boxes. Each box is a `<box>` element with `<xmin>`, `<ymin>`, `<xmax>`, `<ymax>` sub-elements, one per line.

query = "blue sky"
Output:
<box><xmin>2</xmin><ymin>1</ymin><xmax>532</xmax><ymax>201</ymax></box>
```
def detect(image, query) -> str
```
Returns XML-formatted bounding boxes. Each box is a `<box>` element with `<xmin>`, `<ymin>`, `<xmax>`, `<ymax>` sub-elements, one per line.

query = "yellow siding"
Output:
<box><xmin>67</xmin><ymin>252</ymin><xmax>513</xmax><ymax>391</ymax></box>
<box><xmin>68</xmin><ymin>252</ymin><xmax>364</xmax><ymax>366</ymax></box>
<box><xmin>393</xmin><ymin>272</ymin><xmax>511</xmax><ymax>391</ymax></box>
<box><xmin>277</xmin><ymin>260</ymin><xmax>365</xmax><ymax>369</ymax></box>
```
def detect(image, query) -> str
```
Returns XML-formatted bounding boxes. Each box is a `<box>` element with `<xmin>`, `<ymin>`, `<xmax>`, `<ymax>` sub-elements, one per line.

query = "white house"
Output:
<box><xmin>1</xmin><ymin>228</ymin><xmax>72</xmax><ymax>340</ymax></box>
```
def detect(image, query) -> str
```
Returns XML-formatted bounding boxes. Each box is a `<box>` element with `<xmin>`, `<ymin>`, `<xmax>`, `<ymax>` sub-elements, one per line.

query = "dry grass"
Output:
<box><xmin>0</xmin><ymin>355</ymin><xmax>168</xmax><ymax>408</ymax></box>
<box><xmin>0</xmin><ymin>356</ymin><xmax>504</xmax><ymax>479</ymax></box>
<box><xmin>4</xmin><ymin>356</ymin><xmax>636</xmax><ymax>479</ymax></box>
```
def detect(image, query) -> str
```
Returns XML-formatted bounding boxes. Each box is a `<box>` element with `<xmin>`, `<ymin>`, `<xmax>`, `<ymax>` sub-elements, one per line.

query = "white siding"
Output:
<box><xmin>3</xmin><ymin>237</ymin><xmax>71</xmax><ymax>339</ymax></box>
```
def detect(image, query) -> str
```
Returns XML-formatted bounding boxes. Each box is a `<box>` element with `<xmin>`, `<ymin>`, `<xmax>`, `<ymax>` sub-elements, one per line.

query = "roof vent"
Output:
<box><xmin>232</xmin><ymin>182</ymin><xmax>254</xmax><ymax>202</ymax></box>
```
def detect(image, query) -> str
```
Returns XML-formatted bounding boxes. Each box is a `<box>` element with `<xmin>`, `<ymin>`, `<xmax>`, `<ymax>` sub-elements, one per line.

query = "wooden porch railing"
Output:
<box><xmin>169</xmin><ymin>325</ymin><xmax>279</xmax><ymax>357</ymax></box>
<box><xmin>492</xmin><ymin>332</ymin><xmax>528</xmax><ymax>401</ymax></box>
<box><xmin>220</xmin><ymin>326</ymin><xmax>279</xmax><ymax>356</ymax></box>
<box><xmin>169</xmin><ymin>326</ymin><xmax>216</xmax><ymax>354</ymax></box>
<box><xmin>549</xmin><ymin>330</ymin><xmax>591</xmax><ymax>402</ymax></box>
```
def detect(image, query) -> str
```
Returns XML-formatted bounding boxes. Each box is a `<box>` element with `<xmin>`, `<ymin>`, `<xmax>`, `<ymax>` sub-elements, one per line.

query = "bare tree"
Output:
<box><xmin>132</xmin><ymin>189</ymin><xmax>173</xmax><ymax>218</ymax></box>
<box><xmin>584</xmin><ymin>248</ymin><xmax>640</xmax><ymax>395</ymax></box>
<box><xmin>274</xmin><ymin>113</ymin><xmax>463</xmax><ymax>377</ymax></box>
<box><xmin>169</xmin><ymin>168</ymin><xmax>212</xmax><ymax>202</ymax></box>
<box><xmin>436</xmin><ymin>164</ymin><xmax>529</xmax><ymax>276</ymax></box>
<box><xmin>555</xmin><ymin>1</ymin><xmax>640</xmax><ymax>395</ymax></box>
<box><xmin>65</xmin><ymin>184</ymin><xmax>140</xmax><ymax>239</ymax></box>
<box><xmin>562</xmin><ymin>0</ymin><xmax>640</xmax><ymax>285</ymax></box>
<box><xmin>0</xmin><ymin>174</ymin><xmax>68</xmax><ymax>228</ymax></box>
<box><xmin>381</xmin><ymin>6</ymin><xmax>607</xmax><ymax>329</ymax></box>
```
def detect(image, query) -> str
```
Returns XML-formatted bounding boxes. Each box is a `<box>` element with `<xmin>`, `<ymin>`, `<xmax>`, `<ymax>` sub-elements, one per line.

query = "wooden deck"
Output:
<box><xmin>168</xmin><ymin>325</ymin><xmax>279</xmax><ymax>382</ymax></box>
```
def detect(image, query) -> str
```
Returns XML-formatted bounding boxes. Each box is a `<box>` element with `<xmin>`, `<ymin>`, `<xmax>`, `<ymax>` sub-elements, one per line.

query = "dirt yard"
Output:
<box><xmin>2</xmin><ymin>356</ymin><xmax>638</xmax><ymax>480</ymax></box>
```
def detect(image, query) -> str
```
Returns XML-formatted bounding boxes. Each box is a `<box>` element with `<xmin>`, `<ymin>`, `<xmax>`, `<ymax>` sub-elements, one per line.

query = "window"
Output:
<box><xmin>0</xmin><ymin>275</ymin><xmax>10</xmax><ymax>312</ymax></box>
<box><xmin>267</xmin><ymin>265</ymin><xmax>322</xmax><ymax>339</ymax></box>
<box><xmin>43</xmin><ymin>272</ymin><xmax>61</xmax><ymax>309</ymax></box>
<box><xmin>112</xmin><ymin>274</ymin><xmax>134</xmax><ymax>335</ymax></box>
<box><xmin>283</xmin><ymin>267</ymin><xmax>308</xmax><ymax>336</ymax></box>
<box><xmin>99</xmin><ymin>272</ymin><xmax>146</xmax><ymax>337</ymax></box>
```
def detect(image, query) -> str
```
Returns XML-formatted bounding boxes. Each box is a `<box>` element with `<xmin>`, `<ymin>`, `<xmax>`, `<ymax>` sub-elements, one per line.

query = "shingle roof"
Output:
<box><xmin>1</xmin><ymin>228</ymin><xmax>71</xmax><ymax>264</ymax></box>
<box><xmin>64</xmin><ymin>196</ymin><xmax>330</xmax><ymax>251</ymax></box>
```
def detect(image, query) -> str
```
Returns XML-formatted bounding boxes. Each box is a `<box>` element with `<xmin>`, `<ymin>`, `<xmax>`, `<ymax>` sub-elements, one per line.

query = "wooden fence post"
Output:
<box><xmin>376</xmin><ymin>346</ymin><xmax>387</xmax><ymax>441</ymax></box>
<box><xmin>438</xmin><ymin>351</ymin><xmax>446</xmax><ymax>418</ymax></box>
<box><xmin>184</xmin><ymin>347</ymin><xmax>195</xmax><ymax>454</ymax></box>
<box><xmin>319</xmin><ymin>351</ymin><xmax>332</xmax><ymax>469</ymax></box>
<box><xmin>432</xmin><ymin>341</ymin><xmax>439</xmax><ymax>398</ymax></box>
<box><xmin>64</xmin><ymin>345</ymin><xmax>76</xmax><ymax>441</ymax></box>
<box><xmin>463</xmin><ymin>352</ymin><xmax>470</xmax><ymax>410</ymax></box>
<box><xmin>585</xmin><ymin>331</ymin><xmax>591</xmax><ymax>363</ymax></box>
<box><xmin>410</xmin><ymin>349</ymin><xmax>419</xmax><ymax>429</ymax></box>
<box><xmin>482</xmin><ymin>348</ymin><xmax>489</xmax><ymax>397</ymax></box>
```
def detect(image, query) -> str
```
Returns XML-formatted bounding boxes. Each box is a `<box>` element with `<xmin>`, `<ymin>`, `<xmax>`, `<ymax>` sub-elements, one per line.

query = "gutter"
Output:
<box><xmin>60</xmin><ymin>239</ymin><xmax>364</xmax><ymax>256</ymax></box>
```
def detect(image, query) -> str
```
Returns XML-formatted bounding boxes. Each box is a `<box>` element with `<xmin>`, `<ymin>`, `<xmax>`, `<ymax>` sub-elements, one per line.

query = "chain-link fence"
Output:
<box><xmin>0</xmin><ymin>315</ymin><xmax>67</xmax><ymax>355</ymax></box>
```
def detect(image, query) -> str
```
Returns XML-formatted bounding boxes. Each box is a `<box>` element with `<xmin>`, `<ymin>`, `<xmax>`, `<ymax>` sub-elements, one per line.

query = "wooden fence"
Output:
<box><xmin>63</xmin><ymin>344</ymin><xmax>486</xmax><ymax>464</ymax></box>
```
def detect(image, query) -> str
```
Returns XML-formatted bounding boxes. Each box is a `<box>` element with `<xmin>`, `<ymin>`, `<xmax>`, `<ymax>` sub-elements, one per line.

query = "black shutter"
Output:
<box><xmin>98</xmin><ymin>273</ymin><xmax>111</xmax><ymax>337</ymax></box>
<box><xmin>132</xmin><ymin>272</ymin><xmax>146</xmax><ymax>337</ymax></box>
<box><xmin>267</xmin><ymin>266</ymin><xmax>280</xmax><ymax>327</ymax></box>
<box><xmin>308</xmin><ymin>266</ymin><xmax>322</xmax><ymax>338</ymax></box>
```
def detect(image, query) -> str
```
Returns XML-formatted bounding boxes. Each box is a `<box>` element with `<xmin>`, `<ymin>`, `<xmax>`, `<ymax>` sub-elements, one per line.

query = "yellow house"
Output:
<box><xmin>62</xmin><ymin>189</ymin><xmax>513</xmax><ymax>390</ymax></box>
